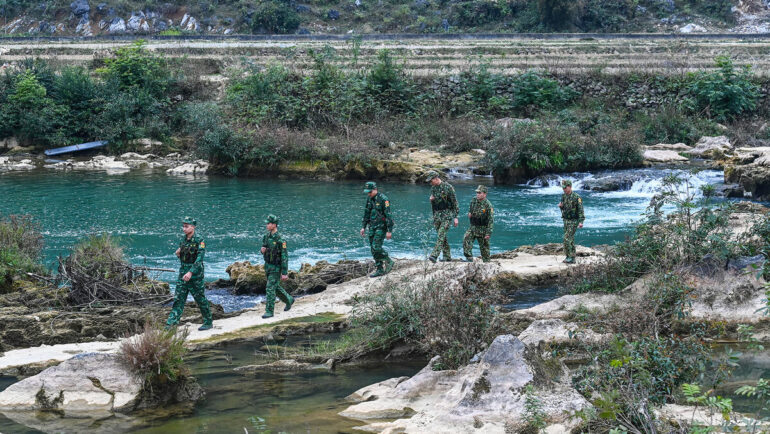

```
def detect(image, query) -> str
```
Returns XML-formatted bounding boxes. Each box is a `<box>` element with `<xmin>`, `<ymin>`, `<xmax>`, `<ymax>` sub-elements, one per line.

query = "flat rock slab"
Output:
<box><xmin>0</xmin><ymin>353</ymin><xmax>142</xmax><ymax>413</ymax></box>
<box><xmin>644</xmin><ymin>149</ymin><xmax>689</xmax><ymax>163</ymax></box>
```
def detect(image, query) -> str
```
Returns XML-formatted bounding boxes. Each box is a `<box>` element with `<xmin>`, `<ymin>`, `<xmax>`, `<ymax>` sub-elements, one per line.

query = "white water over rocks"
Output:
<box><xmin>524</xmin><ymin>168</ymin><xmax>724</xmax><ymax>199</ymax></box>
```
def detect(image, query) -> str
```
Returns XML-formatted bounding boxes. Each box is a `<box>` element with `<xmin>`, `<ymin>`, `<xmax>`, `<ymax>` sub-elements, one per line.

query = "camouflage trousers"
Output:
<box><xmin>463</xmin><ymin>226</ymin><xmax>490</xmax><ymax>262</ymax></box>
<box><xmin>265</xmin><ymin>270</ymin><xmax>293</xmax><ymax>315</ymax></box>
<box><xmin>431</xmin><ymin>218</ymin><xmax>452</xmax><ymax>260</ymax></box>
<box><xmin>563</xmin><ymin>219</ymin><xmax>579</xmax><ymax>259</ymax></box>
<box><xmin>166</xmin><ymin>266</ymin><xmax>212</xmax><ymax>326</ymax></box>
<box><xmin>368</xmin><ymin>228</ymin><xmax>391</xmax><ymax>270</ymax></box>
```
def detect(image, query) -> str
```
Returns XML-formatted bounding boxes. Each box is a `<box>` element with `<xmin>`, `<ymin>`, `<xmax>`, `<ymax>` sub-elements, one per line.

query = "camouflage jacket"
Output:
<box><xmin>179</xmin><ymin>234</ymin><xmax>205</xmax><ymax>277</ymax></box>
<box><xmin>362</xmin><ymin>192</ymin><xmax>394</xmax><ymax>232</ymax></box>
<box><xmin>468</xmin><ymin>198</ymin><xmax>494</xmax><ymax>235</ymax></box>
<box><xmin>430</xmin><ymin>182</ymin><xmax>459</xmax><ymax>220</ymax></box>
<box><xmin>561</xmin><ymin>192</ymin><xmax>585</xmax><ymax>222</ymax></box>
<box><xmin>262</xmin><ymin>231</ymin><xmax>289</xmax><ymax>275</ymax></box>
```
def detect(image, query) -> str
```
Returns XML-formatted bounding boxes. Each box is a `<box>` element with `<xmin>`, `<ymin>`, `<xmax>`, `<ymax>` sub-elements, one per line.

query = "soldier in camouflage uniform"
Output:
<box><xmin>360</xmin><ymin>181</ymin><xmax>394</xmax><ymax>278</ymax></box>
<box><xmin>559</xmin><ymin>180</ymin><xmax>585</xmax><ymax>264</ymax></box>
<box><xmin>166</xmin><ymin>217</ymin><xmax>213</xmax><ymax>331</ymax></box>
<box><xmin>426</xmin><ymin>170</ymin><xmax>459</xmax><ymax>263</ymax></box>
<box><xmin>261</xmin><ymin>214</ymin><xmax>294</xmax><ymax>319</ymax></box>
<box><xmin>463</xmin><ymin>185</ymin><xmax>494</xmax><ymax>263</ymax></box>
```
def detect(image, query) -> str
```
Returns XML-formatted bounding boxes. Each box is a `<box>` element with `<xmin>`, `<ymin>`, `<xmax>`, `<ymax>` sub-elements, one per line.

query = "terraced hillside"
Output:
<box><xmin>3</xmin><ymin>35</ymin><xmax>770</xmax><ymax>77</ymax></box>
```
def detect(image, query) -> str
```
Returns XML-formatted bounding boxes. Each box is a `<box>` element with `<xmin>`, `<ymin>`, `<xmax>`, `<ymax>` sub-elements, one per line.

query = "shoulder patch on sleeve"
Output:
<box><xmin>199</xmin><ymin>241</ymin><xmax>205</xmax><ymax>248</ymax></box>
<box><xmin>578</xmin><ymin>197</ymin><xmax>582</xmax><ymax>204</ymax></box>
<box><xmin>282</xmin><ymin>242</ymin><xmax>287</xmax><ymax>249</ymax></box>
<box><xmin>385</xmin><ymin>200</ymin><xmax>389</xmax><ymax>207</ymax></box>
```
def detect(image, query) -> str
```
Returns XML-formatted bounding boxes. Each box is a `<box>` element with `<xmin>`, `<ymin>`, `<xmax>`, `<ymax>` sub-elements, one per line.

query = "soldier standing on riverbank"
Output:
<box><xmin>261</xmin><ymin>214</ymin><xmax>294</xmax><ymax>319</ymax></box>
<box><xmin>166</xmin><ymin>217</ymin><xmax>213</xmax><ymax>331</ymax></box>
<box><xmin>360</xmin><ymin>181</ymin><xmax>394</xmax><ymax>277</ymax></box>
<box><xmin>427</xmin><ymin>171</ymin><xmax>459</xmax><ymax>263</ymax></box>
<box><xmin>463</xmin><ymin>185</ymin><xmax>494</xmax><ymax>263</ymax></box>
<box><xmin>559</xmin><ymin>180</ymin><xmax>584</xmax><ymax>264</ymax></box>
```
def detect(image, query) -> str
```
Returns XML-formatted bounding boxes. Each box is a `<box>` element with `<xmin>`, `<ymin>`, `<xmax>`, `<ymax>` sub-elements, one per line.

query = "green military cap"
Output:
<box><xmin>475</xmin><ymin>185</ymin><xmax>488</xmax><ymax>193</ymax></box>
<box><xmin>182</xmin><ymin>216</ymin><xmax>197</xmax><ymax>226</ymax></box>
<box><xmin>363</xmin><ymin>181</ymin><xmax>377</xmax><ymax>193</ymax></box>
<box><xmin>426</xmin><ymin>170</ymin><xmax>440</xmax><ymax>182</ymax></box>
<box><xmin>561</xmin><ymin>179</ymin><xmax>572</xmax><ymax>188</ymax></box>
<box><xmin>265</xmin><ymin>214</ymin><xmax>279</xmax><ymax>224</ymax></box>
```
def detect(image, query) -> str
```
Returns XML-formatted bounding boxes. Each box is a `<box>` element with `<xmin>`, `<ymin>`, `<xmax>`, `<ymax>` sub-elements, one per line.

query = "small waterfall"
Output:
<box><xmin>447</xmin><ymin>166</ymin><xmax>493</xmax><ymax>179</ymax></box>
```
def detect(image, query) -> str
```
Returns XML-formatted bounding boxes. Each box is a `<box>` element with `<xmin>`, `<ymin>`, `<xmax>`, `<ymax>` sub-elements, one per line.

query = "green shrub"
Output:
<box><xmin>537</xmin><ymin>0</ymin><xmax>580</xmax><ymax>29</ymax></box>
<box><xmin>3</xmin><ymin>70</ymin><xmax>68</xmax><ymax>147</ymax></box>
<box><xmin>484</xmin><ymin>118</ymin><xmax>640</xmax><ymax>180</ymax></box>
<box><xmin>349</xmin><ymin>266</ymin><xmax>499</xmax><ymax>369</ymax></box>
<box><xmin>176</xmin><ymin>102</ymin><xmax>250</xmax><ymax>174</ymax></box>
<box><xmin>687</xmin><ymin>56</ymin><xmax>760</xmax><ymax>121</ymax></box>
<box><xmin>511</xmin><ymin>71</ymin><xmax>579</xmax><ymax>111</ymax></box>
<box><xmin>580</xmin><ymin>0</ymin><xmax>637</xmax><ymax>32</ymax></box>
<box><xmin>636</xmin><ymin>106</ymin><xmax>722</xmax><ymax>145</ymax></box>
<box><xmin>573</xmin><ymin>335</ymin><xmax>714</xmax><ymax>432</ymax></box>
<box><xmin>101</xmin><ymin>40</ymin><xmax>172</xmax><ymax>98</ymax></box>
<box><xmin>251</xmin><ymin>0</ymin><xmax>301</xmax><ymax>34</ymax></box>
<box><xmin>449</xmin><ymin>0</ymin><xmax>505</xmax><ymax>27</ymax></box>
<box><xmin>365</xmin><ymin>50</ymin><xmax>416</xmax><ymax>115</ymax></box>
<box><xmin>0</xmin><ymin>215</ymin><xmax>45</xmax><ymax>292</ymax></box>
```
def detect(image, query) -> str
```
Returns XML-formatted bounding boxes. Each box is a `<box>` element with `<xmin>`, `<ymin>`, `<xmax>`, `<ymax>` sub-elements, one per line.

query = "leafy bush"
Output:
<box><xmin>100</xmin><ymin>40</ymin><xmax>172</xmax><ymax>98</ymax></box>
<box><xmin>687</xmin><ymin>56</ymin><xmax>760</xmax><ymax>121</ymax></box>
<box><xmin>349</xmin><ymin>266</ymin><xmax>499</xmax><ymax>368</ymax></box>
<box><xmin>636</xmin><ymin>106</ymin><xmax>722</xmax><ymax>146</ymax></box>
<box><xmin>580</xmin><ymin>0</ymin><xmax>637</xmax><ymax>32</ymax></box>
<box><xmin>176</xmin><ymin>102</ymin><xmax>250</xmax><ymax>174</ymax></box>
<box><xmin>510</xmin><ymin>71</ymin><xmax>579</xmax><ymax>111</ymax></box>
<box><xmin>2</xmin><ymin>70</ymin><xmax>68</xmax><ymax>146</ymax></box>
<box><xmin>483</xmin><ymin>119</ymin><xmax>641</xmax><ymax>180</ymax></box>
<box><xmin>0</xmin><ymin>215</ymin><xmax>45</xmax><ymax>292</ymax></box>
<box><xmin>574</xmin><ymin>335</ymin><xmax>716</xmax><ymax>432</ymax></box>
<box><xmin>537</xmin><ymin>0</ymin><xmax>580</xmax><ymax>29</ymax></box>
<box><xmin>251</xmin><ymin>0</ymin><xmax>301</xmax><ymax>34</ymax></box>
<box><xmin>118</xmin><ymin>320</ymin><xmax>190</xmax><ymax>384</ymax></box>
<box><xmin>365</xmin><ymin>50</ymin><xmax>416</xmax><ymax>115</ymax></box>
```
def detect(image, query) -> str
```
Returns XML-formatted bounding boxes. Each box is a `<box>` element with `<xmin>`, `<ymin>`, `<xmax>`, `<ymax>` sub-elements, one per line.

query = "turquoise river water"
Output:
<box><xmin>0</xmin><ymin>168</ymin><xmax>724</xmax><ymax>281</ymax></box>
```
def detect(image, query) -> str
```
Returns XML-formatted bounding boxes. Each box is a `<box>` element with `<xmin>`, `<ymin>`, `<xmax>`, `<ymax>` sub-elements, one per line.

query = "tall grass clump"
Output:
<box><xmin>118</xmin><ymin>320</ymin><xmax>190</xmax><ymax>385</ymax></box>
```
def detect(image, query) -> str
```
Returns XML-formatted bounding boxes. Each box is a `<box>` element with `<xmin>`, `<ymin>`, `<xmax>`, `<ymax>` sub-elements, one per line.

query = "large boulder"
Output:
<box><xmin>688</xmin><ymin>136</ymin><xmax>733</xmax><ymax>159</ymax></box>
<box><xmin>725</xmin><ymin>147</ymin><xmax>770</xmax><ymax>200</ymax></box>
<box><xmin>225</xmin><ymin>261</ymin><xmax>267</xmax><ymax>294</ymax></box>
<box><xmin>0</xmin><ymin>353</ymin><xmax>142</xmax><ymax>413</ymax></box>
<box><xmin>643</xmin><ymin>149</ymin><xmax>689</xmax><ymax>163</ymax></box>
<box><xmin>166</xmin><ymin>160</ymin><xmax>209</xmax><ymax>176</ymax></box>
<box><xmin>339</xmin><ymin>335</ymin><xmax>589</xmax><ymax>433</ymax></box>
<box><xmin>580</xmin><ymin>174</ymin><xmax>638</xmax><ymax>192</ymax></box>
<box><xmin>70</xmin><ymin>0</ymin><xmax>90</xmax><ymax>16</ymax></box>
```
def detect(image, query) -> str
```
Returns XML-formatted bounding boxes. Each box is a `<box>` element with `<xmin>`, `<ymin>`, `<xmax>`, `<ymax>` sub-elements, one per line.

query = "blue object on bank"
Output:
<box><xmin>44</xmin><ymin>140</ymin><xmax>108</xmax><ymax>156</ymax></box>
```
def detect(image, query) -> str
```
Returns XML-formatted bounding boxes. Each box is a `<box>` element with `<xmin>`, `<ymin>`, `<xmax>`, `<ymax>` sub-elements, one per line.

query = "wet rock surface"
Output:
<box><xmin>725</xmin><ymin>147</ymin><xmax>770</xmax><ymax>200</ymax></box>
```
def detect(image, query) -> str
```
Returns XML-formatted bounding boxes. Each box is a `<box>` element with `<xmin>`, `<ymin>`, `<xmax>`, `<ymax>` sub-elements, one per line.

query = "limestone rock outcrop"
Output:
<box><xmin>339</xmin><ymin>335</ymin><xmax>589</xmax><ymax>433</ymax></box>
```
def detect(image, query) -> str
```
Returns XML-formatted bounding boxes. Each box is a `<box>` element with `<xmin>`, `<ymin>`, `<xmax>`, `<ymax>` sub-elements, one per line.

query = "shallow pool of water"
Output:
<box><xmin>0</xmin><ymin>337</ymin><xmax>427</xmax><ymax>433</ymax></box>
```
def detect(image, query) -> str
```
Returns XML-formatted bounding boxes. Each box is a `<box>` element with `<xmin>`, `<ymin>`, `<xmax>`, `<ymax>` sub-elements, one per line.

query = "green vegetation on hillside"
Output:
<box><xmin>0</xmin><ymin>0</ymin><xmax>742</xmax><ymax>35</ymax></box>
<box><xmin>0</xmin><ymin>41</ymin><xmax>766</xmax><ymax>180</ymax></box>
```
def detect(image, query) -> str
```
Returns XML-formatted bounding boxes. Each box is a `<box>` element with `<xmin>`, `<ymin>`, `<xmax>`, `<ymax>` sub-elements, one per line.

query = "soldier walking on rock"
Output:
<box><xmin>427</xmin><ymin>171</ymin><xmax>459</xmax><ymax>263</ymax></box>
<box><xmin>463</xmin><ymin>185</ymin><xmax>494</xmax><ymax>263</ymax></box>
<box><xmin>558</xmin><ymin>180</ymin><xmax>584</xmax><ymax>264</ymax></box>
<box><xmin>166</xmin><ymin>217</ymin><xmax>213</xmax><ymax>331</ymax></box>
<box><xmin>261</xmin><ymin>214</ymin><xmax>294</xmax><ymax>319</ymax></box>
<box><xmin>360</xmin><ymin>181</ymin><xmax>394</xmax><ymax>277</ymax></box>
